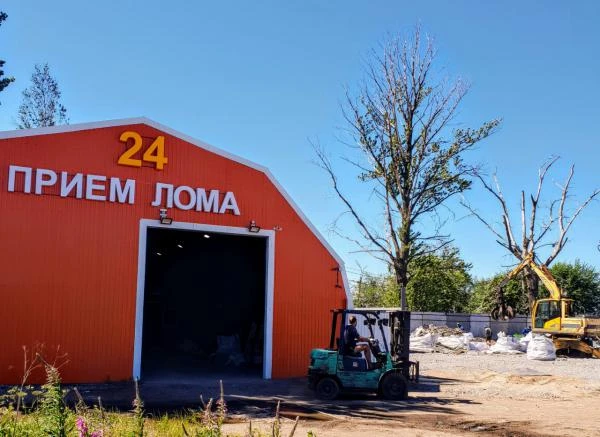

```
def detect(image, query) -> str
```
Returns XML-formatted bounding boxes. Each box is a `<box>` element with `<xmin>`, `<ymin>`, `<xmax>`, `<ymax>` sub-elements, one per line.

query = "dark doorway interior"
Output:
<box><xmin>141</xmin><ymin>228</ymin><xmax>266</xmax><ymax>378</ymax></box>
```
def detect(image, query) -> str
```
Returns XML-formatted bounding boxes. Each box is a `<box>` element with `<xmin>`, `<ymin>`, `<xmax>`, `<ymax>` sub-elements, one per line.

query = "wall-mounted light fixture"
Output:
<box><xmin>159</xmin><ymin>208</ymin><xmax>173</xmax><ymax>225</ymax></box>
<box><xmin>248</xmin><ymin>220</ymin><xmax>261</xmax><ymax>233</ymax></box>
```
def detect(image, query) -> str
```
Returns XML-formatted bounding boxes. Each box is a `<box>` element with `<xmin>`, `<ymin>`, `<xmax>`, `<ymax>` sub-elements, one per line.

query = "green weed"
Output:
<box><xmin>0</xmin><ymin>352</ymin><xmax>316</xmax><ymax>437</ymax></box>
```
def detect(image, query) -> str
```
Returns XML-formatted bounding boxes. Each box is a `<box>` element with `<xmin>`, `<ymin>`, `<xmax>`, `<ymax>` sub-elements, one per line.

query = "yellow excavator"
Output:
<box><xmin>491</xmin><ymin>253</ymin><xmax>600</xmax><ymax>358</ymax></box>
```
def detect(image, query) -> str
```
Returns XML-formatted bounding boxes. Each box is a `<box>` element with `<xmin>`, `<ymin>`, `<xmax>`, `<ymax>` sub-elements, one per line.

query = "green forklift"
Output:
<box><xmin>308</xmin><ymin>309</ymin><xmax>419</xmax><ymax>400</ymax></box>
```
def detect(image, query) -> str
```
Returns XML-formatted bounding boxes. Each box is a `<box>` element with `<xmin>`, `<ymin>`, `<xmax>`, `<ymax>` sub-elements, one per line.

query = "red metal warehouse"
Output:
<box><xmin>0</xmin><ymin>118</ymin><xmax>350</xmax><ymax>384</ymax></box>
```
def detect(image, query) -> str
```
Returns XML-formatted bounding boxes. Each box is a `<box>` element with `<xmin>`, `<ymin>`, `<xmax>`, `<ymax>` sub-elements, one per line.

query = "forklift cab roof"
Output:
<box><xmin>329</xmin><ymin>308</ymin><xmax>411</xmax><ymax>360</ymax></box>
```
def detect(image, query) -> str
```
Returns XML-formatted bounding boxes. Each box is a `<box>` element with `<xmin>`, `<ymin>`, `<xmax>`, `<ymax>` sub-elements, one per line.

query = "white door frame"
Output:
<box><xmin>133</xmin><ymin>218</ymin><xmax>275</xmax><ymax>379</ymax></box>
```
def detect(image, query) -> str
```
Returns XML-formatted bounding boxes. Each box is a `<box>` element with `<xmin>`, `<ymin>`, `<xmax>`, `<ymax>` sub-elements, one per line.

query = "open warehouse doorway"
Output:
<box><xmin>134</xmin><ymin>221</ymin><xmax>273</xmax><ymax>380</ymax></box>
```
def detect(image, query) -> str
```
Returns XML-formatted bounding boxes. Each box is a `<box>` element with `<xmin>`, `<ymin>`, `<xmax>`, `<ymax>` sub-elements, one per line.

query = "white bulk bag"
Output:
<box><xmin>488</xmin><ymin>331</ymin><xmax>522</xmax><ymax>354</ymax></box>
<box><xmin>437</xmin><ymin>335</ymin><xmax>467</xmax><ymax>350</ymax></box>
<box><xmin>527</xmin><ymin>334</ymin><xmax>556</xmax><ymax>361</ymax></box>
<box><xmin>410</xmin><ymin>332</ymin><xmax>437</xmax><ymax>353</ymax></box>
<box><xmin>469</xmin><ymin>341</ymin><xmax>489</xmax><ymax>351</ymax></box>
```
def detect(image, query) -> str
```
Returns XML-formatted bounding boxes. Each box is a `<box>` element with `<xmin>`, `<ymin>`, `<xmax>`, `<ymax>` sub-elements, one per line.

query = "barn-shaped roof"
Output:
<box><xmin>0</xmin><ymin>117</ymin><xmax>352</xmax><ymax>305</ymax></box>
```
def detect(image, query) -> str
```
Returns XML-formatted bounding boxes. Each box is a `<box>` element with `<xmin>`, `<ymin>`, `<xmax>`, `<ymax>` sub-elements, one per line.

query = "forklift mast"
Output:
<box><xmin>389</xmin><ymin>311</ymin><xmax>411</xmax><ymax>362</ymax></box>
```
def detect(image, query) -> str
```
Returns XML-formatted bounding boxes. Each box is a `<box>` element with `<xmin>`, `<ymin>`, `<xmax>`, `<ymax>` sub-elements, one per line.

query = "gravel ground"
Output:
<box><xmin>412</xmin><ymin>350</ymin><xmax>600</xmax><ymax>400</ymax></box>
<box><xmin>414</xmin><ymin>350</ymin><xmax>600</xmax><ymax>380</ymax></box>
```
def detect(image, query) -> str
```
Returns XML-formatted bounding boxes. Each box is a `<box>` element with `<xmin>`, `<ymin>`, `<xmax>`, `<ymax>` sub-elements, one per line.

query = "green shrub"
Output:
<box><xmin>38</xmin><ymin>364</ymin><xmax>72</xmax><ymax>437</ymax></box>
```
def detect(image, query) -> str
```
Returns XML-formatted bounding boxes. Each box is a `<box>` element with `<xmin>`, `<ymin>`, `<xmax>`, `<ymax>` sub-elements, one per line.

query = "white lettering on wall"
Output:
<box><xmin>151</xmin><ymin>183</ymin><xmax>174</xmax><ymax>208</ymax></box>
<box><xmin>196</xmin><ymin>189</ymin><xmax>219</xmax><ymax>213</ymax></box>
<box><xmin>60</xmin><ymin>172</ymin><xmax>84</xmax><ymax>199</ymax></box>
<box><xmin>85</xmin><ymin>174</ymin><xmax>107</xmax><ymax>201</ymax></box>
<box><xmin>109</xmin><ymin>177</ymin><xmax>135</xmax><ymax>204</ymax></box>
<box><xmin>219</xmin><ymin>191</ymin><xmax>240</xmax><ymax>215</ymax></box>
<box><xmin>8</xmin><ymin>165</ymin><xmax>33</xmax><ymax>193</ymax></box>
<box><xmin>34</xmin><ymin>168</ymin><xmax>58</xmax><ymax>195</ymax></box>
<box><xmin>174</xmin><ymin>185</ymin><xmax>196</xmax><ymax>210</ymax></box>
<box><xmin>152</xmin><ymin>184</ymin><xmax>239</xmax><ymax>215</ymax></box>
<box><xmin>6</xmin><ymin>165</ymin><xmax>241</xmax><ymax>215</ymax></box>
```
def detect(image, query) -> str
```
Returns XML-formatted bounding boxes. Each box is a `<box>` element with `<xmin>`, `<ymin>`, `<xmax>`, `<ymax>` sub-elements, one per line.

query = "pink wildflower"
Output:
<box><xmin>76</xmin><ymin>417</ymin><xmax>88</xmax><ymax>437</ymax></box>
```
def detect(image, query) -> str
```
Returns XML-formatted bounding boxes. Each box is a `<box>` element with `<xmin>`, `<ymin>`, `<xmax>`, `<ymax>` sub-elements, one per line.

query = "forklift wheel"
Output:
<box><xmin>315</xmin><ymin>377</ymin><xmax>340</xmax><ymax>401</ymax></box>
<box><xmin>380</xmin><ymin>373</ymin><xmax>407</xmax><ymax>400</ymax></box>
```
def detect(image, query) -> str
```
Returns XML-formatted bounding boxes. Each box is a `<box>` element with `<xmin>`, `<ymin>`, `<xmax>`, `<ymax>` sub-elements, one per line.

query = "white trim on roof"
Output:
<box><xmin>0</xmin><ymin>117</ymin><xmax>353</xmax><ymax>307</ymax></box>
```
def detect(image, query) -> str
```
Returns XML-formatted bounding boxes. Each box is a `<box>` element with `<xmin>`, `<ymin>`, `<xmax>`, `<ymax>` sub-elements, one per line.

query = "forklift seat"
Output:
<box><xmin>341</xmin><ymin>344</ymin><xmax>368</xmax><ymax>371</ymax></box>
<box><xmin>342</xmin><ymin>355</ymin><xmax>368</xmax><ymax>371</ymax></box>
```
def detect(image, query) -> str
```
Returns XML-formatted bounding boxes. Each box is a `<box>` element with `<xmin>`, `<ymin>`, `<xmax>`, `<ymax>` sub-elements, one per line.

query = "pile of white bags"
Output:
<box><xmin>468</xmin><ymin>341</ymin><xmax>489</xmax><ymax>352</ymax></box>
<box><xmin>487</xmin><ymin>332</ymin><xmax>522</xmax><ymax>354</ymax></box>
<box><xmin>436</xmin><ymin>335</ymin><xmax>465</xmax><ymax>350</ymax></box>
<box><xmin>437</xmin><ymin>332</ymin><xmax>474</xmax><ymax>351</ymax></box>
<box><xmin>409</xmin><ymin>327</ymin><xmax>438</xmax><ymax>353</ymax></box>
<box><xmin>526</xmin><ymin>334</ymin><xmax>556</xmax><ymax>360</ymax></box>
<box><xmin>410</xmin><ymin>325</ymin><xmax>556</xmax><ymax>361</ymax></box>
<box><xmin>409</xmin><ymin>325</ymin><xmax>557</xmax><ymax>359</ymax></box>
<box><xmin>411</xmin><ymin>326</ymin><xmax>481</xmax><ymax>353</ymax></box>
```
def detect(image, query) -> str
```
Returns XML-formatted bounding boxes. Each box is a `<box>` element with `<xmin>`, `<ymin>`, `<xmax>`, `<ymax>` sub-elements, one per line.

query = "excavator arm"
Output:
<box><xmin>491</xmin><ymin>253</ymin><xmax>563</xmax><ymax>320</ymax></box>
<box><xmin>523</xmin><ymin>262</ymin><xmax>562</xmax><ymax>300</ymax></box>
<box><xmin>491</xmin><ymin>255</ymin><xmax>600</xmax><ymax>358</ymax></box>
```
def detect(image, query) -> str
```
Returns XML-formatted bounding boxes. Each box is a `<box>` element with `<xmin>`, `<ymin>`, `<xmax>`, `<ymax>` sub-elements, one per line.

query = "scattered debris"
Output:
<box><xmin>413</xmin><ymin>325</ymin><xmax>464</xmax><ymax>337</ymax></box>
<box><xmin>410</xmin><ymin>325</ymin><xmax>472</xmax><ymax>353</ymax></box>
<box><xmin>410</xmin><ymin>326</ymin><xmax>550</xmax><ymax>357</ymax></box>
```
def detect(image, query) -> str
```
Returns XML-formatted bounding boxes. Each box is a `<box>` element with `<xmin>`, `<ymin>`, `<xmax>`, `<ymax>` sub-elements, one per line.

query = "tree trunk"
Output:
<box><xmin>400</xmin><ymin>284</ymin><xmax>407</xmax><ymax>310</ymax></box>
<box><xmin>393</xmin><ymin>263</ymin><xmax>408</xmax><ymax>310</ymax></box>
<box><xmin>396</xmin><ymin>203</ymin><xmax>412</xmax><ymax>311</ymax></box>
<box><xmin>522</xmin><ymin>267</ymin><xmax>539</xmax><ymax>314</ymax></box>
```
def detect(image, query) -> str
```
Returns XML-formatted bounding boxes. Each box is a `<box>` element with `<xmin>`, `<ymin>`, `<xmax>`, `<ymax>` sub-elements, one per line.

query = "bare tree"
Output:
<box><xmin>463</xmin><ymin>157</ymin><xmax>600</xmax><ymax>311</ymax></box>
<box><xmin>17</xmin><ymin>63</ymin><xmax>68</xmax><ymax>129</ymax></box>
<box><xmin>316</xmin><ymin>28</ymin><xmax>499</xmax><ymax>309</ymax></box>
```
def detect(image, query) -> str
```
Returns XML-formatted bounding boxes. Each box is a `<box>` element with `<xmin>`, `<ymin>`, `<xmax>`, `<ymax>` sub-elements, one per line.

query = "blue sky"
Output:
<box><xmin>2</xmin><ymin>1</ymin><xmax>599</xmax><ymax>281</ymax></box>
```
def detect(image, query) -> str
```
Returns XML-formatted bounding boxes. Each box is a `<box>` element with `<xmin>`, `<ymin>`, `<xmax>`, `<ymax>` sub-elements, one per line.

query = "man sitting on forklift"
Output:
<box><xmin>344</xmin><ymin>315</ymin><xmax>373</xmax><ymax>368</ymax></box>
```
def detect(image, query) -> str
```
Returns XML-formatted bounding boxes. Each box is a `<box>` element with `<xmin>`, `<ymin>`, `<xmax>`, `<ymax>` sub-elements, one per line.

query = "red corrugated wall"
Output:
<box><xmin>0</xmin><ymin>121</ymin><xmax>347</xmax><ymax>384</ymax></box>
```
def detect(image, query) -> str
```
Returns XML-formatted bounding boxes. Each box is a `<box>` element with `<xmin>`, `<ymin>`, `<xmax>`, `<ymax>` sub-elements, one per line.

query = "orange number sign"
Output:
<box><xmin>118</xmin><ymin>131</ymin><xmax>168</xmax><ymax>170</ymax></box>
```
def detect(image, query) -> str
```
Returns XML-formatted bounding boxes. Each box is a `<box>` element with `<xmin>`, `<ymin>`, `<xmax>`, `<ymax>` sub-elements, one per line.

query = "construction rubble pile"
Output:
<box><xmin>409</xmin><ymin>325</ymin><xmax>556</xmax><ymax>361</ymax></box>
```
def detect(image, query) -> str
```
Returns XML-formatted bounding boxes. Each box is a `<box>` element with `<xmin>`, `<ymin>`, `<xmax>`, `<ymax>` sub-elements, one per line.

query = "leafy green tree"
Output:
<box><xmin>353</xmin><ymin>273</ymin><xmax>398</xmax><ymax>308</ymax></box>
<box><xmin>407</xmin><ymin>247</ymin><xmax>472</xmax><ymax>312</ymax></box>
<box><xmin>317</xmin><ymin>27</ymin><xmax>499</xmax><ymax>310</ymax></box>
<box><xmin>467</xmin><ymin>274</ymin><xmax>528</xmax><ymax>314</ymax></box>
<box><xmin>353</xmin><ymin>247</ymin><xmax>473</xmax><ymax>312</ymax></box>
<box><xmin>0</xmin><ymin>11</ymin><xmax>15</xmax><ymax>102</ymax></box>
<box><xmin>17</xmin><ymin>63</ymin><xmax>68</xmax><ymax>128</ymax></box>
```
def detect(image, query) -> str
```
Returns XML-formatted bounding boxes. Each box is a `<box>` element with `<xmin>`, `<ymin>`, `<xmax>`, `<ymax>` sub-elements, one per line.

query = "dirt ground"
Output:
<box><xmin>69</xmin><ymin>352</ymin><xmax>600</xmax><ymax>436</ymax></box>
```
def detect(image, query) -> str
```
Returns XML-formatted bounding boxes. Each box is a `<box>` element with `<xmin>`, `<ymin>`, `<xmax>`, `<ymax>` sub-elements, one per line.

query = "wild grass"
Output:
<box><xmin>0</xmin><ymin>350</ymin><xmax>313</xmax><ymax>437</ymax></box>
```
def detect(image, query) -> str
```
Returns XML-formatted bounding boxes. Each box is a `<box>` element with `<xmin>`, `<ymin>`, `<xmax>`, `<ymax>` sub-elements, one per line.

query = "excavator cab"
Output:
<box><xmin>533</xmin><ymin>299</ymin><xmax>561</xmax><ymax>330</ymax></box>
<box><xmin>533</xmin><ymin>298</ymin><xmax>575</xmax><ymax>331</ymax></box>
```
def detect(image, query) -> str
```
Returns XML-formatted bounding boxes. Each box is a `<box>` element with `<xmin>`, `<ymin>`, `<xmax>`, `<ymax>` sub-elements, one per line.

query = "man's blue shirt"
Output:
<box><xmin>344</xmin><ymin>324</ymin><xmax>359</xmax><ymax>350</ymax></box>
